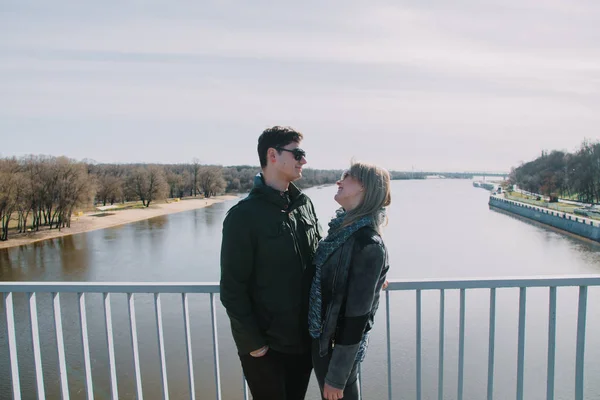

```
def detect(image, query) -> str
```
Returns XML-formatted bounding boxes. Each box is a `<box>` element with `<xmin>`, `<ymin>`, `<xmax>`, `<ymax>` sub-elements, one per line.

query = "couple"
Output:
<box><xmin>220</xmin><ymin>126</ymin><xmax>391</xmax><ymax>400</ymax></box>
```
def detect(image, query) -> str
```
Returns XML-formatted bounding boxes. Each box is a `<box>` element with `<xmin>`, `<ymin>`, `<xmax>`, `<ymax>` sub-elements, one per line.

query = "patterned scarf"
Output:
<box><xmin>308</xmin><ymin>209</ymin><xmax>378</xmax><ymax>339</ymax></box>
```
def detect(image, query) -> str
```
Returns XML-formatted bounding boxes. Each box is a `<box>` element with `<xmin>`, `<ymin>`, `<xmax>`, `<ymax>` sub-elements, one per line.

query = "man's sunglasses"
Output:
<box><xmin>275</xmin><ymin>147</ymin><xmax>306</xmax><ymax>161</ymax></box>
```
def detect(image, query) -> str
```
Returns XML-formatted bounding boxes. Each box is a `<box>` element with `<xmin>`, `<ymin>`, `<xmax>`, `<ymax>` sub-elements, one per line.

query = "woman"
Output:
<box><xmin>308</xmin><ymin>161</ymin><xmax>391</xmax><ymax>400</ymax></box>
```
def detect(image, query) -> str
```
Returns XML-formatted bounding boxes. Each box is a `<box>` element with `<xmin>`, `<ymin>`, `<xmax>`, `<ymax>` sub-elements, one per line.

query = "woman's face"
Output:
<box><xmin>334</xmin><ymin>170</ymin><xmax>364</xmax><ymax>210</ymax></box>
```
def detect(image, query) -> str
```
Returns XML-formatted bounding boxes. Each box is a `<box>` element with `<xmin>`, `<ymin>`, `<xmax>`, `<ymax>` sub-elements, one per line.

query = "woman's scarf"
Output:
<box><xmin>308</xmin><ymin>208</ymin><xmax>384</xmax><ymax>339</ymax></box>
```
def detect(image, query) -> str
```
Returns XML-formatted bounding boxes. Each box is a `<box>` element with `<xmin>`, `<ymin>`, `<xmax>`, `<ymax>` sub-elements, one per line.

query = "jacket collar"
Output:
<box><xmin>250</xmin><ymin>173</ymin><xmax>306</xmax><ymax>210</ymax></box>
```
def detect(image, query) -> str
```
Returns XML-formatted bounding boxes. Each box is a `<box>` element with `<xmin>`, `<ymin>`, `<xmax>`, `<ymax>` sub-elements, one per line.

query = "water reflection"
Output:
<box><xmin>204</xmin><ymin>203</ymin><xmax>219</xmax><ymax>227</ymax></box>
<box><xmin>57</xmin><ymin>235</ymin><xmax>90</xmax><ymax>280</ymax></box>
<box><xmin>144</xmin><ymin>215</ymin><xmax>168</xmax><ymax>231</ymax></box>
<box><xmin>490</xmin><ymin>206</ymin><xmax>600</xmax><ymax>265</ymax></box>
<box><xmin>192</xmin><ymin>208</ymin><xmax>200</xmax><ymax>232</ymax></box>
<box><xmin>102</xmin><ymin>226</ymin><xmax>121</xmax><ymax>241</ymax></box>
<box><xmin>0</xmin><ymin>249</ymin><xmax>14</xmax><ymax>279</ymax></box>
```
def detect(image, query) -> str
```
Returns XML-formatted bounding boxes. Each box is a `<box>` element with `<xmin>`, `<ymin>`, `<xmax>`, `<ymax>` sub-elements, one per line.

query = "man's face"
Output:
<box><xmin>272</xmin><ymin>141</ymin><xmax>307</xmax><ymax>182</ymax></box>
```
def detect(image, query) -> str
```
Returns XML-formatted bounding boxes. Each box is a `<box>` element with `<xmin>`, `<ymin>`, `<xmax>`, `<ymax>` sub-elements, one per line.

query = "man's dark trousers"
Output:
<box><xmin>239</xmin><ymin>349</ymin><xmax>312</xmax><ymax>400</ymax></box>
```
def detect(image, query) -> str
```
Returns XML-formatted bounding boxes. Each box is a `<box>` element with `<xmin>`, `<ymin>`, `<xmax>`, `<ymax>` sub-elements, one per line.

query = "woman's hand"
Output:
<box><xmin>323</xmin><ymin>383</ymin><xmax>344</xmax><ymax>400</ymax></box>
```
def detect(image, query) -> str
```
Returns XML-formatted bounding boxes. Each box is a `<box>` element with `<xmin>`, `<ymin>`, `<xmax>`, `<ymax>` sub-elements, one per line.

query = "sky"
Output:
<box><xmin>1</xmin><ymin>0</ymin><xmax>599</xmax><ymax>172</ymax></box>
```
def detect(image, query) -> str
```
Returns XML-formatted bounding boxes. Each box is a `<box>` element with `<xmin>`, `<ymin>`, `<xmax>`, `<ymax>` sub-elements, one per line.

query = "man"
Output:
<box><xmin>220</xmin><ymin>126</ymin><xmax>322</xmax><ymax>400</ymax></box>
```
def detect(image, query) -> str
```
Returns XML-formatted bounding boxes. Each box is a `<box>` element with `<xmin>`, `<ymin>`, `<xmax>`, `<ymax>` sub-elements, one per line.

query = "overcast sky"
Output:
<box><xmin>1</xmin><ymin>0</ymin><xmax>599</xmax><ymax>172</ymax></box>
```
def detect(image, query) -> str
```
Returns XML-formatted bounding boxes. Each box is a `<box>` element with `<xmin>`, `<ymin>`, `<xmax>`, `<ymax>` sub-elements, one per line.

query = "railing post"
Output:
<box><xmin>416</xmin><ymin>289</ymin><xmax>422</xmax><ymax>400</ymax></box>
<box><xmin>487</xmin><ymin>288</ymin><xmax>496</xmax><ymax>400</ymax></box>
<box><xmin>104</xmin><ymin>292</ymin><xmax>118</xmax><ymax>400</ymax></box>
<box><xmin>78</xmin><ymin>293</ymin><xmax>94</xmax><ymax>399</ymax></box>
<box><xmin>358</xmin><ymin>362</ymin><xmax>363</xmax><ymax>400</ymax></box>
<box><xmin>547</xmin><ymin>287</ymin><xmax>556</xmax><ymax>400</ymax></box>
<box><xmin>438</xmin><ymin>289</ymin><xmax>445</xmax><ymax>400</ymax></box>
<box><xmin>154</xmin><ymin>293</ymin><xmax>169</xmax><ymax>399</ymax></box>
<box><xmin>210</xmin><ymin>293</ymin><xmax>222</xmax><ymax>400</ymax></box>
<box><xmin>457</xmin><ymin>289</ymin><xmax>465</xmax><ymax>400</ymax></box>
<box><xmin>29</xmin><ymin>292</ymin><xmax>45</xmax><ymax>400</ymax></box>
<box><xmin>516</xmin><ymin>287</ymin><xmax>527</xmax><ymax>400</ymax></box>
<box><xmin>386</xmin><ymin>290</ymin><xmax>392</xmax><ymax>400</ymax></box>
<box><xmin>128</xmin><ymin>293</ymin><xmax>144</xmax><ymax>400</ymax></box>
<box><xmin>4</xmin><ymin>292</ymin><xmax>21</xmax><ymax>400</ymax></box>
<box><xmin>182</xmin><ymin>293</ymin><xmax>196</xmax><ymax>400</ymax></box>
<box><xmin>575</xmin><ymin>286</ymin><xmax>588</xmax><ymax>400</ymax></box>
<box><xmin>242</xmin><ymin>376</ymin><xmax>249</xmax><ymax>400</ymax></box>
<box><xmin>53</xmin><ymin>292</ymin><xmax>70</xmax><ymax>400</ymax></box>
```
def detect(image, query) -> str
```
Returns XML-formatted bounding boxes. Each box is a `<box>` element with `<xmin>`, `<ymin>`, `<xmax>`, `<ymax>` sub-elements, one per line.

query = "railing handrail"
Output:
<box><xmin>0</xmin><ymin>282</ymin><xmax>221</xmax><ymax>293</ymax></box>
<box><xmin>385</xmin><ymin>275</ymin><xmax>600</xmax><ymax>290</ymax></box>
<box><xmin>1</xmin><ymin>275</ymin><xmax>600</xmax><ymax>293</ymax></box>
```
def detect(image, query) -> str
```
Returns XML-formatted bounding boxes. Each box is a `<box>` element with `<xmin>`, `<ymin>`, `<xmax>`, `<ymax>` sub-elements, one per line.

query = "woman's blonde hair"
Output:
<box><xmin>342</xmin><ymin>161</ymin><xmax>391</xmax><ymax>232</ymax></box>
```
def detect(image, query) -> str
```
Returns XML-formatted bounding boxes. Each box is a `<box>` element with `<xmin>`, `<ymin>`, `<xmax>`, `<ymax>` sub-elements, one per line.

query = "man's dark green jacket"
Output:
<box><xmin>220</xmin><ymin>174</ymin><xmax>322</xmax><ymax>355</ymax></box>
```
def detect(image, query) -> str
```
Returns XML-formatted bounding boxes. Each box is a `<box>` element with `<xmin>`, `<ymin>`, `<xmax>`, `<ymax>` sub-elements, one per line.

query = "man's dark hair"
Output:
<box><xmin>257</xmin><ymin>126</ymin><xmax>304</xmax><ymax>168</ymax></box>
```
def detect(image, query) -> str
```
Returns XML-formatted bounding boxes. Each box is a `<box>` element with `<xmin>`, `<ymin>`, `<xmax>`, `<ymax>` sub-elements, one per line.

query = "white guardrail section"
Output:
<box><xmin>2</xmin><ymin>276</ymin><xmax>600</xmax><ymax>400</ymax></box>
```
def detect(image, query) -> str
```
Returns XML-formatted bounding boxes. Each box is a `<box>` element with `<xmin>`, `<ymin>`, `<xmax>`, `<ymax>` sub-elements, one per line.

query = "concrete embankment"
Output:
<box><xmin>489</xmin><ymin>195</ymin><xmax>600</xmax><ymax>242</ymax></box>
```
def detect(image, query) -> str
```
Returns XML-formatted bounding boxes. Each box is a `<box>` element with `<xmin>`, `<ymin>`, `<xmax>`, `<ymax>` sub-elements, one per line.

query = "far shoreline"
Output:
<box><xmin>0</xmin><ymin>195</ymin><xmax>240</xmax><ymax>250</ymax></box>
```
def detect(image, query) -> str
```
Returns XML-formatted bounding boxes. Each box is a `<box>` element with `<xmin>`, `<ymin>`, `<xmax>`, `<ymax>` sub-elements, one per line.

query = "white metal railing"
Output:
<box><xmin>1</xmin><ymin>283</ymin><xmax>221</xmax><ymax>400</ymax></box>
<box><xmin>2</xmin><ymin>276</ymin><xmax>600</xmax><ymax>400</ymax></box>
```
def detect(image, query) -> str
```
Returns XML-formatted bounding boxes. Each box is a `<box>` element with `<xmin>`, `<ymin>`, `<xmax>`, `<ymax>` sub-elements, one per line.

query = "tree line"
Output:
<box><xmin>1</xmin><ymin>154</ymin><xmax>476</xmax><ymax>241</ymax></box>
<box><xmin>509</xmin><ymin>139</ymin><xmax>600</xmax><ymax>203</ymax></box>
<box><xmin>0</xmin><ymin>156</ymin><xmax>344</xmax><ymax>241</ymax></box>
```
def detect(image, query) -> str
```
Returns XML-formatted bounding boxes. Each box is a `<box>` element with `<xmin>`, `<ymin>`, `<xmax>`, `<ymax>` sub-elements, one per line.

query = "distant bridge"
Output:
<box><xmin>390</xmin><ymin>171</ymin><xmax>508</xmax><ymax>179</ymax></box>
<box><xmin>429</xmin><ymin>171</ymin><xmax>508</xmax><ymax>178</ymax></box>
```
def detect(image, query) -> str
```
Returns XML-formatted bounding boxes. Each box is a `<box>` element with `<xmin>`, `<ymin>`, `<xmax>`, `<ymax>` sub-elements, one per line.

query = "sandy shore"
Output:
<box><xmin>0</xmin><ymin>195</ymin><xmax>240</xmax><ymax>250</ymax></box>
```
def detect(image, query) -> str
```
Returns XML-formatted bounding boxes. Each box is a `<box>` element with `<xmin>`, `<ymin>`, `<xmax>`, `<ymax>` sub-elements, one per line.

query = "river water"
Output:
<box><xmin>1</xmin><ymin>179</ymin><xmax>599</xmax><ymax>399</ymax></box>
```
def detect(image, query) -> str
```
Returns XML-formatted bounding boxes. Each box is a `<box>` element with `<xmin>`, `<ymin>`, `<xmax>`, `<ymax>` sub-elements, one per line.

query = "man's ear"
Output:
<box><xmin>268</xmin><ymin>148</ymin><xmax>278</xmax><ymax>164</ymax></box>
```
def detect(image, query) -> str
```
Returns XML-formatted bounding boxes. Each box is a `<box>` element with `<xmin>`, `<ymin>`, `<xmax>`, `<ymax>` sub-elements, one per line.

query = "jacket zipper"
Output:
<box><xmin>321</xmin><ymin>244</ymin><xmax>344</xmax><ymax>333</ymax></box>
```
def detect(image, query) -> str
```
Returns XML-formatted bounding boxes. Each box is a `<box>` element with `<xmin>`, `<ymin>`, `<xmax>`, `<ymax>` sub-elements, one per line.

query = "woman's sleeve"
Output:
<box><xmin>324</xmin><ymin>242</ymin><xmax>388</xmax><ymax>390</ymax></box>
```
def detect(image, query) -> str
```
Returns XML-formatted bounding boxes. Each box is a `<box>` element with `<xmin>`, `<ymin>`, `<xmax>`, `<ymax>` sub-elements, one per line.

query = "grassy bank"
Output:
<box><xmin>503</xmin><ymin>192</ymin><xmax>593</xmax><ymax>218</ymax></box>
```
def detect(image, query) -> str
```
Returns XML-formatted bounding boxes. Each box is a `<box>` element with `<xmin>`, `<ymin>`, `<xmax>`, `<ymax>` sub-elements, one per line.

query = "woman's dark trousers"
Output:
<box><xmin>311</xmin><ymin>340</ymin><xmax>360</xmax><ymax>400</ymax></box>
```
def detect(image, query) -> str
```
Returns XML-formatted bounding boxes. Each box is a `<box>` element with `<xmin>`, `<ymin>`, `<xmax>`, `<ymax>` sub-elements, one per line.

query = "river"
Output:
<box><xmin>1</xmin><ymin>179</ymin><xmax>599</xmax><ymax>399</ymax></box>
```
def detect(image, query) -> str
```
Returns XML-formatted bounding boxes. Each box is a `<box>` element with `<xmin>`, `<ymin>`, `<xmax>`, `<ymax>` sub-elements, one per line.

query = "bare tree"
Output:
<box><xmin>199</xmin><ymin>166</ymin><xmax>227</xmax><ymax>198</ymax></box>
<box><xmin>17</xmin><ymin>156</ymin><xmax>40</xmax><ymax>231</ymax></box>
<box><xmin>191</xmin><ymin>158</ymin><xmax>201</xmax><ymax>196</ymax></box>
<box><xmin>126</xmin><ymin>165</ymin><xmax>168</xmax><ymax>207</ymax></box>
<box><xmin>54</xmin><ymin>161</ymin><xmax>94</xmax><ymax>229</ymax></box>
<box><xmin>38</xmin><ymin>157</ymin><xmax>61</xmax><ymax>227</ymax></box>
<box><xmin>166</xmin><ymin>170</ymin><xmax>185</xmax><ymax>199</ymax></box>
<box><xmin>181</xmin><ymin>169</ymin><xmax>193</xmax><ymax>198</ymax></box>
<box><xmin>14</xmin><ymin>172</ymin><xmax>33</xmax><ymax>233</ymax></box>
<box><xmin>0</xmin><ymin>158</ymin><xmax>19</xmax><ymax>240</ymax></box>
<box><xmin>97</xmin><ymin>174</ymin><xmax>124</xmax><ymax>206</ymax></box>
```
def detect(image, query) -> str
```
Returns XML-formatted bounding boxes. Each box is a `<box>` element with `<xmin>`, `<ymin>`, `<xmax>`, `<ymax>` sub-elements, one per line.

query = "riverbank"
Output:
<box><xmin>0</xmin><ymin>195</ymin><xmax>239</xmax><ymax>250</ymax></box>
<box><xmin>489</xmin><ymin>195</ymin><xmax>600</xmax><ymax>242</ymax></box>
